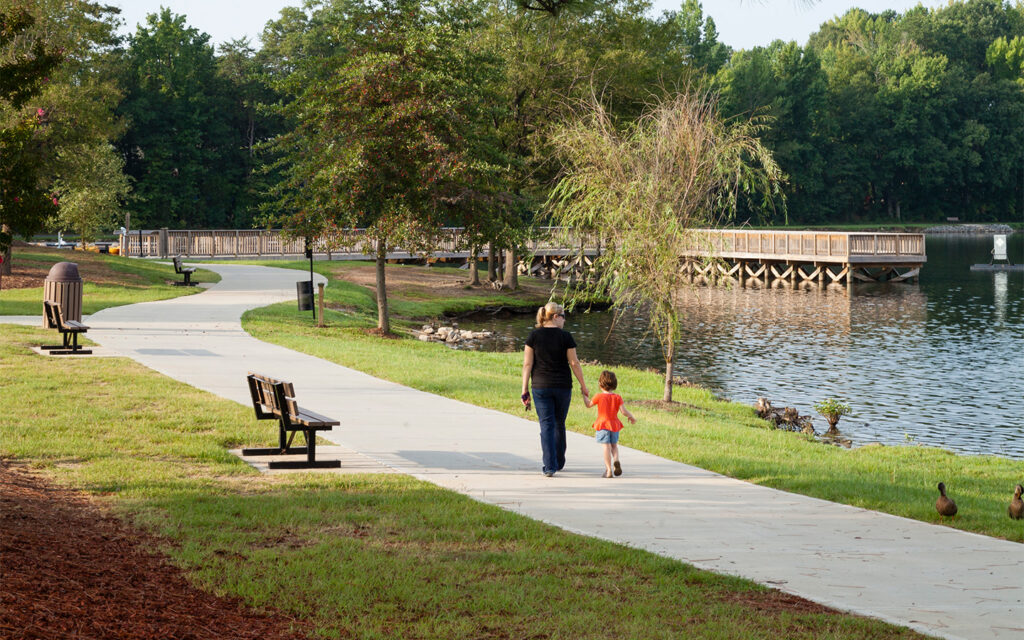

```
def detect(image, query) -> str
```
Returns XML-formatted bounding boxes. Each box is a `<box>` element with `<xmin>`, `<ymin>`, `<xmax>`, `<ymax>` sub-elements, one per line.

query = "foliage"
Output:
<box><xmin>714</xmin><ymin>0</ymin><xmax>1024</xmax><ymax>224</ymax></box>
<box><xmin>547</xmin><ymin>88</ymin><xmax>782</xmax><ymax>401</ymax></box>
<box><xmin>51</xmin><ymin>143</ymin><xmax>130</xmax><ymax>244</ymax></box>
<box><xmin>117</xmin><ymin>9</ymin><xmax>273</xmax><ymax>230</ymax></box>
<box><xmin>1</xmin><ymin>0</ymin><xmax>122</xmax><ymax>274</ymax></box>
<box><xmin>813</xmin><ymin>398</ymin><xmax>852</xmax><ymax>431</ymax></box>
<box><xmin>264</xmin><ymin>0</ymin><xmax>507</xmax><ymax>333</ymax></box>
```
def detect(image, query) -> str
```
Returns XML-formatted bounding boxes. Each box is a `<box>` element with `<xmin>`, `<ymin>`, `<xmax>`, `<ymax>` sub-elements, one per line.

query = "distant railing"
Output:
<box><xmin>119</xmin><ymin>227</ymin><xmax>925</xmax><ymax>263</ymax></box>
<box><xmin>119</xmin><ymin>227</ymin><xmax>601</xmax><ymax>258</ymax></box>
<box><xmin>684</xmin><ymin>229</ymin><xmax>925</xmax><ymax>261</ymax></box>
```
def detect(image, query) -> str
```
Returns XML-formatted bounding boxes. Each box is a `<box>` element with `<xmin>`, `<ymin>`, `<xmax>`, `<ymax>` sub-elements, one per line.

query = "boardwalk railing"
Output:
<box><xmin>686</xmin><ymin>229</ymin><xmax>925</xmax><ymax>263</ymax></box>
<box><xmin>119</xmin><ymin>227</ymin><xmax>600</xmax><ymax>259</ymax></box>
<box><xmin>120</xmin><ymin>227</ymin><xmax>924</xmax><ymax>265</ymax></box>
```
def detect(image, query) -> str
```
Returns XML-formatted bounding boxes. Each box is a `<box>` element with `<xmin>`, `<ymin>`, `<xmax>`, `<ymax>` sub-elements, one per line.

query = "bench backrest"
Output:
<box><xmin>173</xmin><ymin>256</ymin><xmax>183</xmax><ymax>271</ymax></box>
<box><xmin>247</xmin><ymin>372</ymin><xmax>300</xmax><ymax>422</ymax></box>
<box><xmin>43</xmin><ymin>300</ymin><xmax>64</xmax><ymax>329</ymax></box>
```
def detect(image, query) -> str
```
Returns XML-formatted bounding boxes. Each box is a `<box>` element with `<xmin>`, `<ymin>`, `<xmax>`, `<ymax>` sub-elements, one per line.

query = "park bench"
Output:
<box><xmin>41</xmin><ymin>300</ymin><xmax>91</xmax><ymax>355</ymax></box>
<box><xmin>241</xmin><ymin>373</ymin><xmax>341</xmax><ymax>469</ymax></box>
<box><xmin>172</xmin><ymin>256</ymin><xmax>196</xmax><ymax>286</ymax></box>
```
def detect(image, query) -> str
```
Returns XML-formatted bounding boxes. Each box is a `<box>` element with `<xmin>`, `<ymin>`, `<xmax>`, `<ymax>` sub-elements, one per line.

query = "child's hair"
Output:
<box><xmin>535</xmin><ymin>301</ymin><xmax>565</xmax><ymax>327</ymax></box>
<box><xmin>598</xmin><ymin>370</ymin><xmax>617</xmax><ymax>391</ymax></box>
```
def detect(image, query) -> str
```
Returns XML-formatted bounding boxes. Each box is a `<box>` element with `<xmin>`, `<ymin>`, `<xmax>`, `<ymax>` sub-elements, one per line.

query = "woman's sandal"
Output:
<box><xmin>602</xmin><ymin>470</ymin><xmax>612</xmax><ymax>478</ymax></box>
<box><xmin>613</xmin><ymin>461</ymin><xmax>622</xmax><ymax>476</ymax></box>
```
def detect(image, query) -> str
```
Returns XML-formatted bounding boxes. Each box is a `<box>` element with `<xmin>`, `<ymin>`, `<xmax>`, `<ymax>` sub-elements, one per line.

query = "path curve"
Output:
<box><xmin>59</xmin><ymin>264</ymin><xmax>1024</xmax><ymax>639</ymax></box>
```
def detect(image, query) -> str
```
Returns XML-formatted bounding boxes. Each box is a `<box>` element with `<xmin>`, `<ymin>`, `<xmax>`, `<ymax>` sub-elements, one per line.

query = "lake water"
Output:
<box><xmin>459</xmin><ymin>234</ymin><xmax>1024</xmax><ymax>459</ymax></box>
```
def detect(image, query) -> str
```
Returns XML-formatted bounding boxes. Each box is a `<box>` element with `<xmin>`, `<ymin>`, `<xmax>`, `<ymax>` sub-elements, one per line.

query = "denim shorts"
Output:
<box><xmin>595</xmin><ymin>429</ymin><xmax>619</xmax><ymax>444</ymax></box>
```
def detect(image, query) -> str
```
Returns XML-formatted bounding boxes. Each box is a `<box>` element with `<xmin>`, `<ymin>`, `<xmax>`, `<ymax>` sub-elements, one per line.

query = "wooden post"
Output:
<box><xmin>317</xmin><ymin>283</ymin><xmax>325</xmax><ymax>328</ymax></box>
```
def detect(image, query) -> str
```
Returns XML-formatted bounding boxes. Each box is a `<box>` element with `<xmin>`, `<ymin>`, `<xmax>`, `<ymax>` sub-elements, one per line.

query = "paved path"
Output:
<box><xmin>10</xmin><ymin>264</ymin><xmax>1023</xmax><ymax>640</ymax></box>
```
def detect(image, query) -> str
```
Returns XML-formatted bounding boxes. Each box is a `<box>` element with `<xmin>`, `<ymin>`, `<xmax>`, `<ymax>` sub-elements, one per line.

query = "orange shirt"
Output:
<box><xmin>591</xmin><ymin>392</ymin><xmax>624</xmax><ymax>432</ymax></box>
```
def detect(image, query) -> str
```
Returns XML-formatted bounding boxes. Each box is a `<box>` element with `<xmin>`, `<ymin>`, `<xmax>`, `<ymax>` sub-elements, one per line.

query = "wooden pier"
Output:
<box><xmin>682</xmin><ymin>229</ymin><xmax>926</xmax><ymax>284</ymax></box>
<box><xmin>119</xmin><ymin>227</ymin><xmax>925</xmax><ymax>285</ymax></box>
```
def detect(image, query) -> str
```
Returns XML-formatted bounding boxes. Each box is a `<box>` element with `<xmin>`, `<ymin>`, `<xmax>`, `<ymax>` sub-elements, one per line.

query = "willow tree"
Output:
<box><xmin>548</xmin><ymin>88</ymin><xmax>783</xmax><ymax>401</ymax></box>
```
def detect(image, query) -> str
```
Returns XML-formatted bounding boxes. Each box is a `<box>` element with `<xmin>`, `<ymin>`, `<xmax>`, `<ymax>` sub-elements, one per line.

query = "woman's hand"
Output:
<box><xmin>521</xmin><ymin>392</ymin><xmax>531</xmax><ymax>411</ymax></box>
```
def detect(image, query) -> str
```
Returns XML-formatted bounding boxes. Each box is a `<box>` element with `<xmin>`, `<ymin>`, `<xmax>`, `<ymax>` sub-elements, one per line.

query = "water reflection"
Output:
<box><xmin>458</xmin><ymin>235</ymin><xmax>1024</xmax><ymax>458</ymax></box>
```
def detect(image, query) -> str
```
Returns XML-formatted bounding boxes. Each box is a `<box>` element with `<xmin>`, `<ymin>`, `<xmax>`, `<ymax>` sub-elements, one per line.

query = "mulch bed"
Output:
<box><xmin>0</xmin><ymin>461</ymin><xmax>313</xmax><ymax>640</ymax></box>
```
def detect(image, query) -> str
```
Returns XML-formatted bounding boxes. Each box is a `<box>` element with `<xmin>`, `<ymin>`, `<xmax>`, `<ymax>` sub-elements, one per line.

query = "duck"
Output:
<box><xmin>1009</xmin><ymin>484</ymin><xmax>1024</xmax><ymax>520</ymax></box>
<box><xmin>935</xmin><ymin>482</ymin><xmax>957</xmax><ymax>519</ymax></box>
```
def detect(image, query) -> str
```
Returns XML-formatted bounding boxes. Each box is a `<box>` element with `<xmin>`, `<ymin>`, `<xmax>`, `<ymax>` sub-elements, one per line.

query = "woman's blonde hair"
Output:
<box><xmin>535</xmin><ymin>301</ymin><xmax>564</xmax><ymax>327</ymax></box>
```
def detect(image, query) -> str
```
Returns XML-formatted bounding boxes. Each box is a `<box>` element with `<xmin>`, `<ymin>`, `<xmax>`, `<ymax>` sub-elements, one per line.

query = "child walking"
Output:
<box><xmin>583</xmin><ymin>370</ymin><xmax>636</xmax><ymax>478</ymax></box>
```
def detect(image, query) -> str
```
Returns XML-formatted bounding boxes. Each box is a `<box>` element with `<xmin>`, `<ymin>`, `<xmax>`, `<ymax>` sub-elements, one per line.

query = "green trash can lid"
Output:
<box><xmin>45</xmin><ymin>262</ymin><xmax>81</xmax><ymax>282</ymax></box>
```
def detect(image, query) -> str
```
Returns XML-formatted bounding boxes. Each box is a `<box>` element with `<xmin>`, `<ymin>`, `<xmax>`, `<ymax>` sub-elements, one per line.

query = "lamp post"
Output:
<box><xmin>306</xmin><ymin>236</ymin><xmax>316</xmax><ymax>323</ymax></box>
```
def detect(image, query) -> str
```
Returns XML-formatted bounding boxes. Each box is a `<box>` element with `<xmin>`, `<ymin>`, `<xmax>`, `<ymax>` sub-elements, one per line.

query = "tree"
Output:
<box><xmin>716</xmin><ymin>41</ymin><xmax>827</xmax><ymax>224</ymax></box>
<box><xmin>265</xmin><ymin>0</ymin><xmax>504</xmax><ymax>334</ymax></box>
<box><xmin>548</xmin><ymin>88</ymin><xmax>782</xmax><ymax>401</ymax></box>
<box><xmin>51</xmin><ymin>142</ymin><xmax>130</xmax><ymax>244</ymax></box>
<box><xmin>118</xmin><ymin>9</ymin><xmax>239</xmax><ymax>229</ymax></box>
<box><xmin>2</xmin><ymin>0</ymin><xmax>121</xmax><ymax>276</ymax></box>
<box><xmin>1</xmin><ymin>5</ymin><xmax>62</xmax><ymax>278</ymax></box>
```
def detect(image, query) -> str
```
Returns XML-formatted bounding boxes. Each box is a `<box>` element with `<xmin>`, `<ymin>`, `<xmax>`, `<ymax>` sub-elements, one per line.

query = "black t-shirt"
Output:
<box><xmin>526</xmin><ymin>327</ymin><xmax>577</xmax><ymax>389</ymax></box>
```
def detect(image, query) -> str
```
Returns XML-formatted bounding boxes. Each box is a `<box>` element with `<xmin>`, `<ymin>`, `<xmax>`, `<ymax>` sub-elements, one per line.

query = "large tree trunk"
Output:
<box><xmin>502</xmin><ymin>248</ymin><xmax>518</xmax><ymax>290</ymax></box>
<box><xmin>469</xmin><ymin>246</ymin><xmax>480</xmax><ymax>286</ymax></box>
<box><xmin>375</xmin><ymin>240</ymin><xmax>390</xmax><ymax>334</ymax></box>
<box><xmin>487</xmin><ymin>241</ymin><xmax>496</xmax><ymax>281</ymax></box>
<box><xmin>1</xmin><ymin>224</ymin><xmax>12</xmax><ymax>277</ymax></box>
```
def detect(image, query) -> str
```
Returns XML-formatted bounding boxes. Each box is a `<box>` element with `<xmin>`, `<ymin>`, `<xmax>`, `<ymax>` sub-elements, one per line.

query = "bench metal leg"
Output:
<box><xmin>241</xmin><ymin>422</ymin><xmax>308</xmax><ymax>456</ymax></box>
<box><xmin>42</xmin><ymin>331</ymin><xmax>91</xmax><ymax>355</ymax></box>
<box><xmin>266</xmin><ymin>429</ymin><xmax>339</xmax><ymax>470</ymax></box>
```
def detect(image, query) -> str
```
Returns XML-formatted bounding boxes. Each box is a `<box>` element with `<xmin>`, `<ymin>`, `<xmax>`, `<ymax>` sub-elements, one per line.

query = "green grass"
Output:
<box><xmin>0</xmin><ymin>325</ymin><xmax>924</xmax><ymax>639</ymax></box>
<box><xmin>0</xmin><ymin>247</ymin><xmax>221</xmax><ymax>315</ymax></box>
<box><xmin>242</xmin><ymin>270</ymin><xmax>1024</xmax><ymax>544</ymax></box>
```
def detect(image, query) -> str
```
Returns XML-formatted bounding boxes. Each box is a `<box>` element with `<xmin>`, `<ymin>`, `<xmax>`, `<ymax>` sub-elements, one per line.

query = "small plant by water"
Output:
<box><xmin>814</xmin><ymin>398</ymin><xmax>852</xmax><ymax>436</ymax></box>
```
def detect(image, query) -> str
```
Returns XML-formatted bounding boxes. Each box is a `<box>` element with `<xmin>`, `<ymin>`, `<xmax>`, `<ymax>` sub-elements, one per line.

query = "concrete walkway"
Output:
<box><xmin>8</xmin><ymin>263</ymin><xmax>1022</xmax><ymax>640</ymax></box>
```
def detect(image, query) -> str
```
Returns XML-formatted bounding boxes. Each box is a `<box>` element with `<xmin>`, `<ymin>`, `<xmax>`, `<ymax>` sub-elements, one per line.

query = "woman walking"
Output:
<box><xmin>521</xmin><ymin>302</ymin><xmax>589</xmax><ymax>477</ymax></box>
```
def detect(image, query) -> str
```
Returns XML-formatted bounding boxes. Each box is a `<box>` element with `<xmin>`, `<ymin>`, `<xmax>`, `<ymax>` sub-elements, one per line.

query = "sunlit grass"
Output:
<box><xmin>0</xmin><ymin>247</ymin><xmax>220</xmax><ymax>315</ymax></box>
<box><xmin>0</xmin><ymin>325</ymin><xmax>923</xmax><ymax>639</ymax></box>
<box><xmin>243</xmin><ymin>269</ymin><xmax>1024</xmax><ymax>543</ymax></box>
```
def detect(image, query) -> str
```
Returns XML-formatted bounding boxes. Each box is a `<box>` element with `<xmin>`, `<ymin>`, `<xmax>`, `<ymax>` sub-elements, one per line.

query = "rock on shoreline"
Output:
<box><xmin>923</xmin><ymin>223</ymin><xmax>1014</xmax><ymax>235</ymax></box>
<box><xmin>417</xmin><ymin>323</ymin><xmax>494</xmax><ymax>345</ymax></box>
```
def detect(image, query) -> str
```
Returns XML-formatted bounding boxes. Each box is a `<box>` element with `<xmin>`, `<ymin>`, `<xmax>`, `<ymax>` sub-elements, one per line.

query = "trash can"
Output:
<box><xmin>43</xmin><ymin>262</ymin><xmax>83</xmax><ymax>326</ymax></box>
<box><xmin>296</xmin><ymin>280</ymin><xmax>313</xmax><ymax>311</ymax></box>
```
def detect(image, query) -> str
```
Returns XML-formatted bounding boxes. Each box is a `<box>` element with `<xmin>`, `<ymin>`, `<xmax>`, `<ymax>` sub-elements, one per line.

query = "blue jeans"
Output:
<box><xmin>532</xmin><ymin>387</ymin><xmax>571</xmax><ymax>474</ymax></box>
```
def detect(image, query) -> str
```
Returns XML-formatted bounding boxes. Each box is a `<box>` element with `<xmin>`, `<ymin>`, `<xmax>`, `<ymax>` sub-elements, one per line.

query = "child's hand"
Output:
<box><xmin>628</xmin><ymin>416</ymin><xmax>637</xmax><ymax>424</ymax></box>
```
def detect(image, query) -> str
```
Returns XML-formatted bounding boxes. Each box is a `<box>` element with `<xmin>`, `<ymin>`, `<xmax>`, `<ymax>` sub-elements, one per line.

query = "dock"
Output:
<box><xmin>118</xmin><ymin>227</ymin><xmax>927</xmax><ymax>286</ymax></box>
<box><xmin>682</xmin><ymin>229</ymin><xmax>927</xmax><ymax>284</ymax></box>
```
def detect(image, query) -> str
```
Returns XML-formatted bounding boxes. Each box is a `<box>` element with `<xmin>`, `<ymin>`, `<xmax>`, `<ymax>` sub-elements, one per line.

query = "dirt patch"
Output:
<box><xmin>633</xmin><ymin>399</ymin><xmax>707</xmax><ymax>412</ymax></box>
<box><xmin>718</xmin><ymin>588</ymin><xmax>839</xmax><ymax>617</ymax></box>
<box><xmin>1</xmin><ymin>246</ymin><xmax>149</xmax><ymax>290</ymax></box>
<box><xmin>0</xmin><ymin>460</ymin><xmax>312</xmax><ymax>640</ymax></box>
<box><xmin>336</xmin><ymin>264</ymin><xmax>553</xmax><ymax>302</ymax></box>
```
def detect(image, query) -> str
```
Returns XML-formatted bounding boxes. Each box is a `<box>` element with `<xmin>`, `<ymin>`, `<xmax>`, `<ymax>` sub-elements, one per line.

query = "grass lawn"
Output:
<box><xmin>240</xmin><ymin>263</ymin><xmax>1024</xmax><ymax>543</ymax></box>
<box><xmin>0</xmin><ymin>325</ymin><xmax>924</xmax><ymax>639</ymax></box>
<box><xmin>0</xmin><ymin>246</ymin><xmax>221</xmax><ymax>315</ymax></box>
